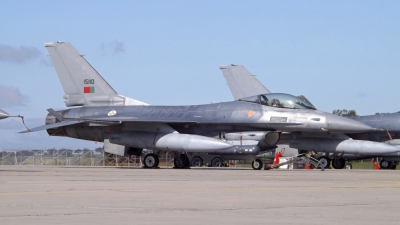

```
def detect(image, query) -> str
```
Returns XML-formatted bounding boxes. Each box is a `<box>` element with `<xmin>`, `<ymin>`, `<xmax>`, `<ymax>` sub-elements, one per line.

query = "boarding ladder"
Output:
<box><xmin>264</xmin><ymin>153</ymin><xmax>320</xmax><ymax>170</ymax></box>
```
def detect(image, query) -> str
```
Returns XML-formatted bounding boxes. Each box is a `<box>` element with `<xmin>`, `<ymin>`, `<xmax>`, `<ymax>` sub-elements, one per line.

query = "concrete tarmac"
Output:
<box><xmin>1</xmin><ymin>166</ymin><xmax>399</xmax><ymax>225</ymax></box>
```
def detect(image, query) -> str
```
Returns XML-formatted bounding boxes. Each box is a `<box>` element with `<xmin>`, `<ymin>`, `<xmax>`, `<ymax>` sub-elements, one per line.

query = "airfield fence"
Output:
<box><xmin>1</xmin><ymin>148</ymin><xmax>176</xmax><ymax>167</ymax></box>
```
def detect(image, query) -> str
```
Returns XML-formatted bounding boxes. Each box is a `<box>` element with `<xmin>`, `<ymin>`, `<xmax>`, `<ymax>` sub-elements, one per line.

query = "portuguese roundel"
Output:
<box><xmin>84</xmin><ymin>86</ymin><xmax>95</xmax><ymax>93</ymax></box>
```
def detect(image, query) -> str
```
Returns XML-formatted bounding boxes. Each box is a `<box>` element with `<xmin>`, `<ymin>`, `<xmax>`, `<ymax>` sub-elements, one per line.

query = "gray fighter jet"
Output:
<box><xmin>0</xmin><ymin>109</ymin><xmax>10</xmax><ymax>120</ymax></box>
<box><xmin>19</xmin><ymin>42</ymin><xmax>393</xmax><ymax>169</ymax></box>
<box><xmin>220</xmin><ymin>65</ymin><xmax>400</xmax><ymax>169</ymax></box>
<box><xmin>347</xmin><ymin>115</ymin><xmax>400</xmax><ymax>169</ymax></box>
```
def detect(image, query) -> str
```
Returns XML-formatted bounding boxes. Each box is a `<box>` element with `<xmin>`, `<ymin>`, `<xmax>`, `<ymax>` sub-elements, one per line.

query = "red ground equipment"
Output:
<box><xmin>273</xmin><ymin>148</ymin><xmax>285</xmax><ymax>165</ymax></box>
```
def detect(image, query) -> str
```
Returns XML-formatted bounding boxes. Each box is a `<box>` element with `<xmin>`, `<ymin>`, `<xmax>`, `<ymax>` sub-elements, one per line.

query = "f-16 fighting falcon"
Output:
<box><xmin>220</xmin><ymin>64</ymin><xmax>400</xmax><ymax>169</ymax></box>
<box><xmin>20</xmin><ymin>42</ymin><xmax>397</xmax><ymax>169</ymax></box>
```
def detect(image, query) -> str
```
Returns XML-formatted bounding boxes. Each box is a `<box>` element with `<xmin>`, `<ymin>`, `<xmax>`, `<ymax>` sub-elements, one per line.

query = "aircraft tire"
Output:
<box><xmin>211</xmin><ymin>157</ymin><xmax>224</xmax><ymax>167</ymax></box>
<box><xmin>143</xmin><ymin>153</ymin><xmax>159</xmax><ymax>168</ymax></box>
<box><xmin>332</xmin><ymin>158</ymin><xmax>345</xmax><ymax>169</ymax></box>
<box><xmin>345</xmin><ymin>162</ymin><xmax>353</xmax><ymax>169</ymax></box>
<box><xmin>191</xmin><ymin>157</ymin><xmax>203</xmax><ymax>167</ymax></box>
<box><xmin>379</xmin><ymin>160</ymin><xmax>392</xmax><ymax>169</ymax></box>
<box><xmin>317</xmin><ymin>156</ymin><xmax>331</xmax><ymax>168</ymax></box>
<box><xmin>174</xmin><ymin>154</ymin><xmax>189</xmax><ymax>168</ymax></box>
<box><xmin>252</xmin><ymin>159</ymin><xmax>263</xmax><ymax>170</ymax></box>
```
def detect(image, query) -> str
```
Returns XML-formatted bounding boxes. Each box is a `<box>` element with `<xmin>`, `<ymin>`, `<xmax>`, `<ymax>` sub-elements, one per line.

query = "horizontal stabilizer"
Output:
<box><xmin>19</xmin><ymin>120</ymin><xmax>83</xmax><ymax>133</ymax></box>
<box><xmin>220</xmin><ymin>65</ymin><xmax>270</xmax><ymax>100</ymax></box>
<box><xmin>47</xmin><ymin>108</ymin><xmax>64</xmax><ymax>121</ymax></box>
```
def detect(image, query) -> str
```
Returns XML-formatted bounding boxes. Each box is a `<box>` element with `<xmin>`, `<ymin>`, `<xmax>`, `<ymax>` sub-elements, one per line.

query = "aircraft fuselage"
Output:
<box><xmin>46</xmin><ymin>101</ymin><xmax>370</xmax><ymax>144</ymax></box>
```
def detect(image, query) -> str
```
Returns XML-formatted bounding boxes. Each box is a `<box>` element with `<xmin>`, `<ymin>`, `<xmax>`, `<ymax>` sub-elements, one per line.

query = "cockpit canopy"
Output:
<box><xmin>239</xmin><ymin>93</ymin><xmax>316</xmax><ymax>110</ymax></box>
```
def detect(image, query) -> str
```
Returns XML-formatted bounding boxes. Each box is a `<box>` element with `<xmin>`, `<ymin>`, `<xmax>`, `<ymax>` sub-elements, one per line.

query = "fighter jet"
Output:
<box><xmin>220</xmin><ymin>64</ymin><xmax>400</xmax><ymax>169</ymax></box>
<box><xmin>0</xmin><ymin>109</ymin><xmax>10</xmax><ymax>120</ymax></box>
<box><xmin>346</xmin><ymin>114</ymin><xmax>400</xmax><ymax>169</ymax></box>
<box><xmin>20</xmin><ymin>42</ymin><xmax>386</xmax><ymax>169</ymax></box>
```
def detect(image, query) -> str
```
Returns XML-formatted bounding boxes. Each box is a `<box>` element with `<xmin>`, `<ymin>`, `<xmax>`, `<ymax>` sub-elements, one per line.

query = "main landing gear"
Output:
<box><xmin>173</xmin><ymin>154</ymin><xmax>190</xmax><ymax>169</ymax></box>
<box><xmin>332</xmin><ymin>157</ymin><xmax>346</xmax><ymax>169</ymax></box>
<box><xmin>143</xmin><ymin>153</ymin><xmax>160</xmax><ymax>168</ymax></box>
<box><xmin>379</xmin><ymin>160</ymin><xmax>398</xmax><ymax>170</ymax></box>
<box><xmin>317</xmin><ymin>155</ymin><xmax>347</xmax><ymax>169</ymax></box>
<box><xmin>142</xmin><ymin>152</ymin><xmax>191</xmax><ymax>169</ymax></box>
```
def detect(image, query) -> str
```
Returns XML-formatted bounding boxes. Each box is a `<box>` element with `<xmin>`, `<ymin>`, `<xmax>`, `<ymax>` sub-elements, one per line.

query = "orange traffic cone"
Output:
<box><xmin>371</xmin><ymin>158</ymin><xmax>379</xmax><ymax>170</ymax></box>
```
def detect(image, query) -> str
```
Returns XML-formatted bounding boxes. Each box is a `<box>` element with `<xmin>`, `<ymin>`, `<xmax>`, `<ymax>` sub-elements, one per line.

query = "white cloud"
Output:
<box><xmin>39</xmin><ymin>57</ymin><xmax>52</xmax><ymax>67</ymax></box>
<box><xmin>112</xmin><ymin>40</ymin><xmax>125</xmax><ymax>55</ymax></box>
<box><xmin>0</xmin><ymin>85</ymin><xmax>29</xmax><ymax>107</ymax></box>
<box><xmin>0</xmin><ymin>44</ymin><xmax>42</xmax><ymax>64</ymax></box>
<box><xmin>100</xmin><ymin>40</ymin><xmax>126</xmax><ymax>56</ymax></box>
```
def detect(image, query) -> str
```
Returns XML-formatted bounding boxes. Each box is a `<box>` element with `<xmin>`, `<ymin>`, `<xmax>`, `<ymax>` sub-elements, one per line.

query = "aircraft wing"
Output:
<box><xmin>70</xmin><ymin>117</ymin><xmax>199</xmax><ymax>124</ymax></box>
<box><xmin>220</xmin><ymin>65</ymin><xmax>270</xmax><ymax>100</ymax></box>
<box><xmin>69</xmin><ymin>116</ymin><xmax>303</xmax><ymax>128</ymax></box>
<box><xmin>19</xmin><ymin>120</ymin><xmax>83</xmax><ymax>133</ymax></box>
<box><xmin>20</xmin><ymin>115</ymin><xmax>303</xmax><ymax>134</ymax></box>
<box><xmin>19</xmin><ymin>117</ymin><xmax>199</xmax><ymax>134</ymax></box>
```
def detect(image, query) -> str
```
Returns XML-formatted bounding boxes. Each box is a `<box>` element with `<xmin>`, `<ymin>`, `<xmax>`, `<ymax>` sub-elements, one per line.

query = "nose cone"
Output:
<box><xmin>0</xmin><ymin>109</ymin><xmax>10</xmax><ymax>120</ymax></box>
<box><xmin>326</xmin><ymin>114</ymin><xmax>374</xmax><ymax>133</ymax></box>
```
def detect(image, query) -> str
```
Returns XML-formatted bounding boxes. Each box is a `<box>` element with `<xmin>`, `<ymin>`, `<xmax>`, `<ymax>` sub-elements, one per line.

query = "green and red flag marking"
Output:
<box><xmin>84</xmin><ymin>86</ymin><xmax>95</xmax><ymax>93</ymax></box>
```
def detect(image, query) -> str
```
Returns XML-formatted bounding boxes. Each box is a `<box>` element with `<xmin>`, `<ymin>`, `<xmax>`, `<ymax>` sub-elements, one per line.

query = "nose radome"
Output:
<box><xmin>326</xmin><ymin>114</ymin><xmax>375</xmax><ymax>133</ymax></box>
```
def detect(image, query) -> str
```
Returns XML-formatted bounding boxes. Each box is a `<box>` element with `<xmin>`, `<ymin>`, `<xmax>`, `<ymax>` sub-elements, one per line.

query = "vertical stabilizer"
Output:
<box><xmin>220</xmin><ymin>65</ymin><xmax>270</xmax><ymax>100</ymax></box>
<box><xmin>45</xmin><ymin>42</ymin><xmax>147</xmax><ymax>107</ymax></box>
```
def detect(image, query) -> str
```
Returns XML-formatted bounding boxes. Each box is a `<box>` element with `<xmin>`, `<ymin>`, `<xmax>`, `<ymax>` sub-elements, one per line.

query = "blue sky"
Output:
<box><xmin>1</xmin><ymin>0</ymin><xmax>399</xmax><ymax>149</ymax></box>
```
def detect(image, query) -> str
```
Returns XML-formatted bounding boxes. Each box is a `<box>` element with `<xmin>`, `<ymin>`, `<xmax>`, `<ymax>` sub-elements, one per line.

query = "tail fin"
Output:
<box><xmin>219</xmin><ymin>65</ymin><xmax>270</xmax><ymax>100</ymax></box>
<box><xmin>45</xmin><ymin>42</ymin><xmax>147</xmax><ymax>107</ymax></box>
